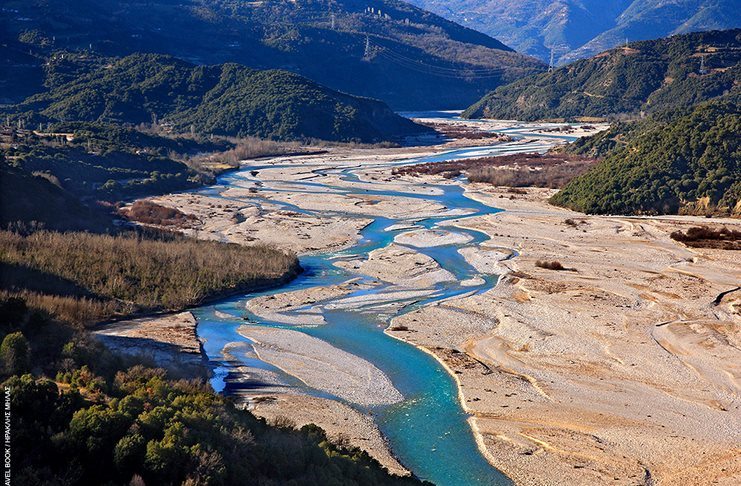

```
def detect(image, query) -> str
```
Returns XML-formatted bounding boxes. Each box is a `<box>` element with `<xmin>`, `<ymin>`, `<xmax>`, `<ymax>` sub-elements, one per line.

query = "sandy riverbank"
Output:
<box><xmin>124</xmin><ymin>147</ymin><xmax>450</xmax><ymax>255</ymax></box>
<box><xmin>388</xmin><ymin>185</ymin><xmax>741</xmax><ymax>485</ymax></box>
<box><xmin>237</xmin><ymin>325</ymin><xmax>403</xmax><ymax>407</ymax></box>
<box><xmin>94</xmin><ymin>311</ymin><xmax>207</xmax><ymax>378</ymax></box>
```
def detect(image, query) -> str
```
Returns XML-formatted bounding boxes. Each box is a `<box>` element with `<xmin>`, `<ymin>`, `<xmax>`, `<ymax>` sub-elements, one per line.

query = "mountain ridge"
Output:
<box><xmin>0</xmin><ymin>0</ymin><xmax>543</xmax><ymax>109</ymax></box>
<box><xmin>463</xmin><ymin>29</ymin><xmax>740</xmax><ymax>121</ymax></box>
<box><xmin>406</xmin><ymin>0</ymin><xmax>740</xmax><ymax>64</ymax></box>
<box><xmin>11</xmin><ymin>52</ymin><xmax>429</xmax><ymax>143</ymax></box>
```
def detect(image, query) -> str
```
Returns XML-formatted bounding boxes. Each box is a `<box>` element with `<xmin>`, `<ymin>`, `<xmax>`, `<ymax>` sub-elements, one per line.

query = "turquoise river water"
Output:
<box><xmin>191</xmin><ymin>120</ymin><xmax>580</xmax><ymax>485</ymax></box>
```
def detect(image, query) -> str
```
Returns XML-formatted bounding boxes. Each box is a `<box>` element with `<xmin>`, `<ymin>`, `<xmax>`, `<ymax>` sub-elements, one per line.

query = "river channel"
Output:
<box><xmin>192</xmin><ymin>119</ymin><xmax>580</xmax><ymax>485</ymax></box>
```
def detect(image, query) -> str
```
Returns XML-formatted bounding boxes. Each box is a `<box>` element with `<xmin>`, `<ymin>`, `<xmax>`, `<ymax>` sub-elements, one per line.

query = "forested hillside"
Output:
<box><xmin>11</xmin><ymin>53</ymin><xmax>427</xmax><ymax>143</ymax></box>
<box><xmin>551</xmin><ymin>94</ymin><xmax>740</xmax><ymax>216</ymax></box>
<box><xmin>0</xmin><ymin>164</ymin><xmax>113</xmax><ymax>231</ymax></box>
<box><xmin>7</xmin><ymin>364</ymin><xmax>426</xmax><ymax>486</ymax></box>
<box><xmin>464</xmin><ymin>29</ymin><xmax>740</xmax><ymax>121</ymax></box>
<box><xmin>0</xmin><ymin>119</ymin><xmax>226</xmax><ymax>231</ymax></box>
<box><xmin>0</xmin><ymin>0</ymin><xmax>543</xmax><ymax>109</ymax></box>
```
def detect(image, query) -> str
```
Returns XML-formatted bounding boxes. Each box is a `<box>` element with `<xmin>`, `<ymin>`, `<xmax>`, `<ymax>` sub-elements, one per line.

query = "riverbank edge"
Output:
<box><xmin>379</xmin><ymin>178</ymin><xmax>524</xmax><ymax>484</ymax></box>
<box><xmin>105</xmin><ymin>137</ymin><xmax>545</xmax><ymax>482</ymax></box>
<box><xmin>417</xmin><ymin>182</ymin><xmax>741</xmax><ymax>485</ymax></box>
<box><xmin>93</xmin><ymin>263</ymin><xmax>304</xmax><ymax>378</ymax></box>
<box><xmin>384</xmin><ymin>295</ymin><xmax>516</xmax><ymax>485</ymax></box>
<box><xmin>241</xmin><ymin>336</ymin><xmax>414</xmax><ymax>477</ymax></box>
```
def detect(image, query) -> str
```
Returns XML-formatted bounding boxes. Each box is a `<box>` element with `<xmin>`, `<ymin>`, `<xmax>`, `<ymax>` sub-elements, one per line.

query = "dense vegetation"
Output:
<box><xmin>1</xmin><ymin>298</ymin><xmax>426</xmax><ymax>486</ymax></box>
<box><xmin>551</xmin><ymin>95</ymin><xmax>740</xmax><ymax>216</ymax></box>
<box><xmin>0</xmin><ymin>122</ymin><xmax>212</xmax><ymax>230</ymax></box>
<box><xmin>3</xmin><ymin>129</ymin><xmax>204</xmax><ymax>198</ymax></box>
<box><xmin>0</xmin><ymin>230</ymin><xmax>301</xmax><ymax>325</ymax></box>
<box><xmin>10</xmin><ymin>53</ymin><xmax>428</xmax><ymax>143</ymax></box>
<box><xmin>0</xmin><ymin>0</ymin><xmax>543</xmax><ymax>109</ymax></box>
<box><xmin>559</xmin><ymin>121</ymin><xmax>642</xmax><ymax>158</ymax></box>
<box><xmin>464</xmin><ymin>29</ymin><xmax>740</xmax><ymax>121</ymax></box>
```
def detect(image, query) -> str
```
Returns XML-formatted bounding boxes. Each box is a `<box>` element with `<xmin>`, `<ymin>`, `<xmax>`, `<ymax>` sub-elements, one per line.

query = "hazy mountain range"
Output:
<box><xmin>406</xmin><ymin>0</ymin><xmax>741</xmax><ymax>64</ymax></box>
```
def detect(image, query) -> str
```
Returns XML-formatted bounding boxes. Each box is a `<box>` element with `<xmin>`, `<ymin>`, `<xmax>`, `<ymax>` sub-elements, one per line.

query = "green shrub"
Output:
<box><xmin>0</xmin><ymin>332</ymin><xmax>30</xmax><ymax>375</ymax></box>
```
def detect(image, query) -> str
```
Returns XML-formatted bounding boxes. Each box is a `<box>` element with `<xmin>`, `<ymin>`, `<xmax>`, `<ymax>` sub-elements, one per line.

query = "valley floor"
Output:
<box><xmin>115</xmin><ymin>124</ymin><xmax>740</xmax><ymax>485</ymax></box>
<box><xmin>391</xmin><ymin>185</ymin><xmax>741</xmax><ymax>485</ymax></box>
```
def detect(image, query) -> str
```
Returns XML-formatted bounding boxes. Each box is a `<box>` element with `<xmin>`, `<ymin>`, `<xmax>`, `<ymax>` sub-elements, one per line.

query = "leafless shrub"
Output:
<box><xmin>271</xmin><ymin>415</ymin><xmax>297</xmax><ymax>429</ymax></box>
<box><xmin>188</xmin><ymin>137</ymin><xmax>301</xmax><ymax>172</ymax></box>
<box><xmin>564</xmin><ymin>218</ymin><xmax>587</xmax><ymax>228</ymax></box>
<box><xmin>509</xmin><ymin>271</ymin><xmax>531</xmax><ymax>279</ymax></box>
<box><xmin>535</xmin><ymin>260</ymin><xmax>566</xmax><ymax>271</ymax></box>
<box><xmin>121</xmin><ymin>200</ymin><xmax>197</xmax><ymax>227</ymax></box>
<box><xmin>418</xmin><ymin>122</ymin><xmax>511</xmax><ymax>141</ymax></box>
<box><xmin>670</xmin><ymin>226</ymin><xmax>741</xmax><ymax>250</ymax></box>
<box><xmin>0</xmin><ymin>230</ymin><xmax>300</xmax><ymax>325</ymax></box>
<box><xmin>468</xmin><ymin>160</ymin><xmax>596</xmax><ymax>188</ymax></box>
<box><xmin>129</xmin><ymin>474</ymin><xmax>146</xmax><ymax>486</ymax></box>
<box><xmin>0</xmin><ymin>289</ymin><xmax>121</xmax><ymax>326</ymax></box>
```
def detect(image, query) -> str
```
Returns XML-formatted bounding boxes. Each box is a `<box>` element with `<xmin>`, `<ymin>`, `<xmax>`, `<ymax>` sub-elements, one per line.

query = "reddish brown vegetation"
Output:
<box><xmin>535</xmin><ymin>260</ymin><xmax>567</xmax><ymax>271</ymax></box>
<box><xmin>393</xmin><ymin>153</ymin><xmax>598</xmax><ymax>189</ymax></box>
<box><xmin>121</xmin><ymin>200</ymin><xmax>197</xmax><ymax>227</ymax></box>
<box><xmin>670</xmin><ymin>226</ymin><xmax>741</xmax><ymax>250</ymax></box>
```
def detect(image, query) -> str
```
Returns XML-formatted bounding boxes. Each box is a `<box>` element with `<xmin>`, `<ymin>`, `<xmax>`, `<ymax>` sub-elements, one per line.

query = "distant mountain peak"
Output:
<box><xmin>406</xmin><ymin>0</ymin><xmax>740</xmax><ymax>63</ymax></box>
